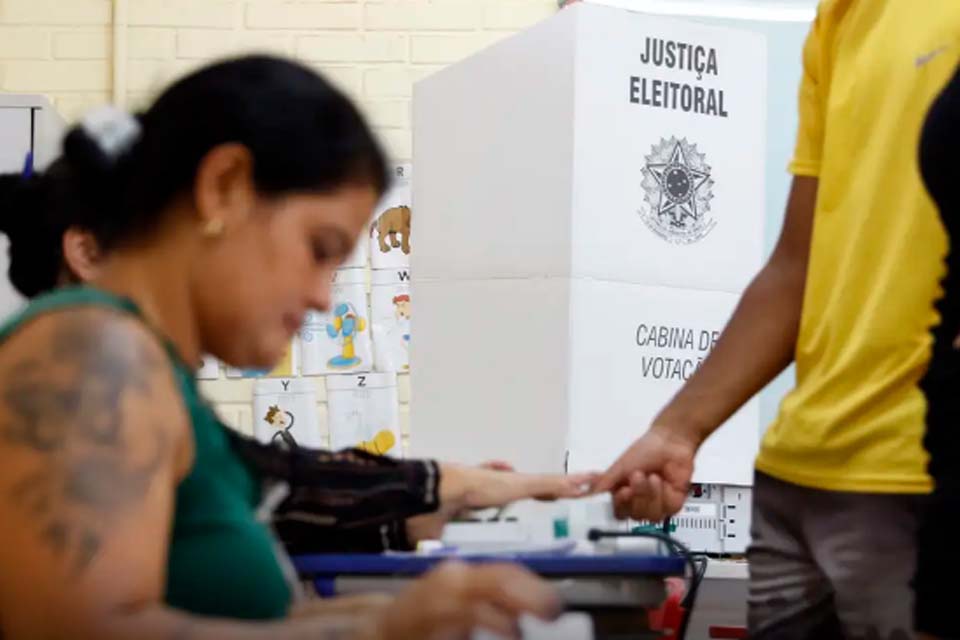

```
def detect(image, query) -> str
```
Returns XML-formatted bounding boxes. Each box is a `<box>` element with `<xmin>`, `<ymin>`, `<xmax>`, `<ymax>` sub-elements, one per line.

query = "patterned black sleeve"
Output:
<box><xmin>226</xmin><ymin>429</ymin><xmax>439</xmax><ymax>553</ymax></box>
<box><xmin>275</xmin><ymin>517</ymin><xmax>414</xmax><ymax>554</ymax></box>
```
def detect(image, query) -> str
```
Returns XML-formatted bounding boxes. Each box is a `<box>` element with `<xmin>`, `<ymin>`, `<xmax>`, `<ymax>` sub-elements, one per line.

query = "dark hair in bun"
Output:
<box><xmin>0</xmin><ymin>159</ymin><xmax>78</xmax><ymax>298</ymax></box>
<box><xmin>68</xmin><ymin>54</ymin><xmax>389</xmax><ymax>251</ymax></box>
<box><xmin>0</xmin><ymin>54</ymin><xmax>389</xmax><ymax>296</ymax></box>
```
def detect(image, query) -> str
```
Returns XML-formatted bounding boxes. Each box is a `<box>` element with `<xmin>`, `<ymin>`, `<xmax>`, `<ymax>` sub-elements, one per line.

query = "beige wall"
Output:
<box><xmin>0</xmin><ymin>0</ymin><xmax>557</xmax><ymax>449</ymax></box>
<box><xmin>0</xmin><ymin>0</ymin><xmax>558</xmax><ymax>161</ymax></box>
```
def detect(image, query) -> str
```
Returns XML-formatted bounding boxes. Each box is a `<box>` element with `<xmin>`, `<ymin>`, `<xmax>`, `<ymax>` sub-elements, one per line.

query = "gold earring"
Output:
<box><xmin>203</xmin><ymin>219</ymin><xmax>224</xmax><ymax>237</ymax></box>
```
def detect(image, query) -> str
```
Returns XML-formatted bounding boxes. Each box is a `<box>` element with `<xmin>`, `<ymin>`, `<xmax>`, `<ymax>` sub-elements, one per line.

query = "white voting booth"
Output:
<box><xmin>410</xmin><ymin>3</ymin><xmax>766</xmax><ymax>490</ymax></box>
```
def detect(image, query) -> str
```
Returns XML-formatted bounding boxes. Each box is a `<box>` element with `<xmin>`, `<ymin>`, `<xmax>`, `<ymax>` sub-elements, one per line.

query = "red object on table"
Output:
<box><xmin>648</xmin><ymin>577</ymin><xmax>748</xmax><ymax>639</ymax></box>
<box><xmin>647</xmin><ymin>577</ymin><xmax>686</xmax><ymax>639</ymax></box>
<box><xmin>709</xmin><ymin>626</ymin><xmax>748</xmax><ymax>639</ymax></box>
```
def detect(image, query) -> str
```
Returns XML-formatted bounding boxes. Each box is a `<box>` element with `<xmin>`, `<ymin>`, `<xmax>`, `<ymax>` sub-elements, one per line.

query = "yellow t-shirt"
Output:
<box><xmin>755</xmin><ymin>0</ymin><xmax>960</xmax><ymax>493</ymax></box>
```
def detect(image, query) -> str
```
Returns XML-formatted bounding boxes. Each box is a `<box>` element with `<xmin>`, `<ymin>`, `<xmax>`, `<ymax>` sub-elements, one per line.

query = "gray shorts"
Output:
<box><xmin>748</xmin><ymin>472</ymin><xmax>922</xmax><ymax>640</ymax></box>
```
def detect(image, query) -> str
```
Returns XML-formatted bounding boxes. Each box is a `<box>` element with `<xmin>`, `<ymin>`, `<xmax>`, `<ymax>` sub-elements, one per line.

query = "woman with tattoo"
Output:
<box><xmin>0</xmin><ymin>56</ymin><xmax>576</xmax><ymax>640</ymax></box>
<box><xmin>0</xmin><ymin>132</ymin><xmax>595</xmax><ymax>562</ymax></box>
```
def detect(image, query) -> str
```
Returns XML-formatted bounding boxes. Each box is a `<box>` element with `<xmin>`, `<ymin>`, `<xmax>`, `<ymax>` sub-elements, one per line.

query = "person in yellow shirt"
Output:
<box><xmin>596</xmin><ymin>2</ymin><xmax>960</xmax><ymax>637</ymax></box>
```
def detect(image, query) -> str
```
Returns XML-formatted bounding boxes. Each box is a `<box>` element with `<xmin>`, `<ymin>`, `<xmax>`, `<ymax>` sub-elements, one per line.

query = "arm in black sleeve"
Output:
<box><xmin>226</xmin><ymin>429</ymin><xmax>440</xmax><ymax>537</ymax></box>
<box><xmin>275</xmin><ymin>517</ymin><xmax>415</xmax><ymax>554</ymax></box>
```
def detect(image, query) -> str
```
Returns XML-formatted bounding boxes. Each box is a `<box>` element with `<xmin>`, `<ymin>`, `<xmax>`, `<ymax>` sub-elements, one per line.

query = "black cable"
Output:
<box><xmin>587</xmin><ymin>528</ymin><xmax>706</xmax><ymax>640</ymax></box>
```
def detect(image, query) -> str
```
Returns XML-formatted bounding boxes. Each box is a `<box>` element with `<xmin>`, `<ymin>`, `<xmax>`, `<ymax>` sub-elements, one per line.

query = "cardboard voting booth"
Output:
<box><xmin>410</xmin><ymin>3</ymin><xmax>766</xmax><ymax>485</ymax></box>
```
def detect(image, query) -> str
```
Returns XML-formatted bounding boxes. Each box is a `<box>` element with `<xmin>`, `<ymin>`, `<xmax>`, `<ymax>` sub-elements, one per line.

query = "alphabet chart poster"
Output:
<box><xmin>299</xmin><ymin>269</ymin><xmax>373</xmax><ymax>375</ymax></box>
<box><xmin>371</xmin><ymin>268</ymin><xmax>411</xmax><ymax>372</ymax></box>
<box><xmin>196</xmin><ymin>355</ymin><xmax>220</xmax><ymax>380</ymax></box>
<box><xmin>226</xmin><ymin>339</ymin><xmax>297</xmax><ymax>379</ymax></box>
<box><xmin>252</xmin><ymin>378</ymin><xmax>324</xmax><ymax>449</ymax></box>
<box><xmin>327</xmin><ymin>372</ymin><xmax>401</xmax><ymax>457</ymax></box>
<box><xmin>370</xmin><ymin>164</ymin><xmax>412</xmax><ymax>270</ymax></box>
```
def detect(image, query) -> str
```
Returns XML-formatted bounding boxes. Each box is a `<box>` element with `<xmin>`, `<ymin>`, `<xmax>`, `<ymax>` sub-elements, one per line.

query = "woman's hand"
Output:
<box><xmin>367</xmin><ymin>561</ymin><xmax>561</xmax><ymax>640</ymax></box>
<box><xmin>439</xmin><ymin>463</ymin><xmax>597</xmax><ymax>512</ymax></box>
<box><xmin>405</xmin><ymin>463</ymin><xmax>597</xmax><ymax>542</ymax></box>
<box><xmin>594</xmin><ymin>424</ymin><xmax>696</xmax><ymax>522</ymax></box>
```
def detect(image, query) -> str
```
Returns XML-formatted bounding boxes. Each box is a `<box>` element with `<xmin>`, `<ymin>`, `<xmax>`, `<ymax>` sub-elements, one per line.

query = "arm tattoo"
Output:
<box><xmin>1</xmin><ymin>314</ymin><xmax>170</xmax><ymax>577</ymax></box>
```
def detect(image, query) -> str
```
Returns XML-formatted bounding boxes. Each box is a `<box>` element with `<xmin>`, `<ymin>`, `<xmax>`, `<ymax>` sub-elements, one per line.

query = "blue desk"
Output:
<box><xmin>292</xmin><ymin>551</ymin><xmax>685</xmax><ymax>639</ymax></box>
<box><xmin>294</xmin><ymin>551</ymin><xmax>683</xmax><ymax>578</ymax></box>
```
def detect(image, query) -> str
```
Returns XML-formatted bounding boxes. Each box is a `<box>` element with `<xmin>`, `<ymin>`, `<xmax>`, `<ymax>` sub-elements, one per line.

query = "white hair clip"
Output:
<box><xmin>80</xmin><ymin>105</ymin><xmax>142</xmax><ymax>162</ymax></box>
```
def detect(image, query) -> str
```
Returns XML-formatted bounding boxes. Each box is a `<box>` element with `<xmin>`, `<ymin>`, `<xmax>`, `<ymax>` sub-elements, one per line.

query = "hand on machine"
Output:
<box><xmin>595</xmin><ymin>425</ymin><xmax>697</xmax><ymax>522</ymax></box>
<box><xmin>407</xmin><ymin>461</ymin><xmax>599</xmax><ymax>542</ymax></box>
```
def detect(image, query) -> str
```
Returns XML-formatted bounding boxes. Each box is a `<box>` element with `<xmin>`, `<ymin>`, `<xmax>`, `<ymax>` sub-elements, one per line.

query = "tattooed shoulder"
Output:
<box><xmin>0</xmin><ymin>308</ymin><xmax>181</xmax><ymax>577</ymax></box>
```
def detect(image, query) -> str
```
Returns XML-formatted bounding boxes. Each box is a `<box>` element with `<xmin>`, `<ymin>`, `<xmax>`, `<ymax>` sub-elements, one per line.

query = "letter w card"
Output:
<box><xmin>371</xmin><ymin>269</ymin><xmax>411</xmax><ymax>372</ymax></box>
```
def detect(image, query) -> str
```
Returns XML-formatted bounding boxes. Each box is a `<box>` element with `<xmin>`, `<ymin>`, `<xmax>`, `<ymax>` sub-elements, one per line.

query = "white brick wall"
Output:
<box><xmin>0</xmin><ymin>27</ymin><xmax>52</xmax><ymax>59</ymax></box>
<box><xmin>53</xmin><ymin>29</ymin><xmax>111</xmax><ymax>60</ymax></box>
<box><xmin>362</xmin><ymin>66</ymin><xmax>416</xmax><ymax>98</ymax></box>
<box><xmin>0</xmin><ymin>0</ymin><xmax>111</xmax><ymax>26</ymax></box>
<box><xmin>4</xmin><ymin>60</ymin><xmax>111</xmax><ymax>92</ymax></box>
<box><xmin>297</xmin><ymin>33</ymin><xmax>408</xmax><ymax>63</ymax></box>
<box><xmin>129</xmin><ymin>1</ymin><xmax>238</xmax><ymax>29</ymax></box>
<box><xmin>0</xmin><ymin>0</ymin><xmax>559</xmax><ymax>433</ymax></box>
<box><xmin>364</xmin><ymin>2</ymin><xmax>482</xmax><ymax>31</ymax></box>
<box><xmin>128</xmin><ymin>28</ymin><xmax>177</xmax><ymax>60</ymax></box>
<box><xmin>245</xmin><ymin>2</ymin><xmax>362</xmax><ymax>30</ymax></box>
<box><xmin>410</xmin><ymin>32</ymin><xmax>507</xmax><ymax>63</ymax></box>
<box><xmin>176</xmin><ymin>29</ymin><xmax>293</xmax><ymax>59</ymax></box>
<box><xmin>0</xmin><ymin>0</ymin><xmax>558</xmax><ymax>141</ymax></box>
<box><xmin>483</xmin><ymin>0</ymin><xmax>557</xmax><ymax>29</ymax></box>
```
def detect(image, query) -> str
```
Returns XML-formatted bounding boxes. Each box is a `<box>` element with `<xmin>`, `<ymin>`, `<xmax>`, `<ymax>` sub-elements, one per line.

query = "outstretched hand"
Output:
<box><xmin>594</xmin><ymin>426</ymin><xmax>697</xmax><ymax>521</ymax></box>
<box><xmin>407</xmin><ymin>463</ymin><xmax>598</xmax><ymax>542</ymax></box>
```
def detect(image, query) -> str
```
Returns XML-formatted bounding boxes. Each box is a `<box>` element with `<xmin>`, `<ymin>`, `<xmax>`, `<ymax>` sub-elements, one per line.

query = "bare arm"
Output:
<box><xmin>0</xmin><ymin>309</ymin><xmax>371</xmax><ymax>640</ymax></box>
<box><xmin>655</xmin><ymin>175</ymin><xmax>818</xmax><ymax>445</ymax></box>
<box><xmin>596</xmin><ymin>177</ymin><xmax>819</xmax><ymax>515</ymax></box>
<box><xmin>0</xmin><ymin>309</ymin><xmax>562</xmax><ymax>640</ymax></box>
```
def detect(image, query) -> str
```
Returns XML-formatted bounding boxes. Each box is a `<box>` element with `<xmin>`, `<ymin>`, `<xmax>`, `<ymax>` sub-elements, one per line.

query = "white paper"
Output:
<box><xmin>327</xmin><ymin>372</ymin><xmax>401</xmax><ymax>456</ymax></box>
<box><xmin>370</xmin><ymin>164</ymin><xmax>412</xmax><ymax>270</ymax></box>
<box><xmin>473</xmin><ymin>613</ymin><xmax>593</xmax><ymax>640</ymax></box>
<box><xmin>252</xmin><ymin>378</ymin><xmax>324</xmax><ymax>449</ymax></box>
<box><xmin>371</xmin><ymin>268</ymin><xmax>412</xmax><ymax>372</ymax></box>
<box><xmin>299</xmin><ymin>269</ymin><xmax>373</xmax><ymax>375</ymax></box>
<box><xmin>196</xmin><ymin>355</ymin><xmax>220</xmax><ymax>380</ymax></box>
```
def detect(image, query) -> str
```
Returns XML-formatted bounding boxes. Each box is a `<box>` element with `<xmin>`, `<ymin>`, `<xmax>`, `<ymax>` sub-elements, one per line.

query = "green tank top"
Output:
<box><xmin>0</xmin><ymin>287</ymin><xmax>292</xmax><ymax>619</ymax></box>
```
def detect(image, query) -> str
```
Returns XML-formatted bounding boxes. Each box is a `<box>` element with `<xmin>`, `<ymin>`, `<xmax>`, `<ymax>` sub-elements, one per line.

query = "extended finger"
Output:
<box><xmin>536</xmin><ymin>473</ymin><xmax>598</xmax><ymax>500</ymax></box>
<box><xmin>619</xmin><ymin>473</ymin><xmax>664</xmax><ymax>520</ymax></box>
<box><xmin>613</xmin><ymin>485</ymin><xmax>634</xmax><ymax>520</ymax></box>
<box><xmin>594</xmin><ymin>459</ymin><xmax>627</xmax><ymax>493</ymax></box>
<box><xmin>647</xmin><ymin>473</ymin><xmax>666</xmax><ymax>521</ymax></box>
<box><xmin>568</xmin><ymin>472</ymin><xmax>601</xmax><ymax>495</ymax></box>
